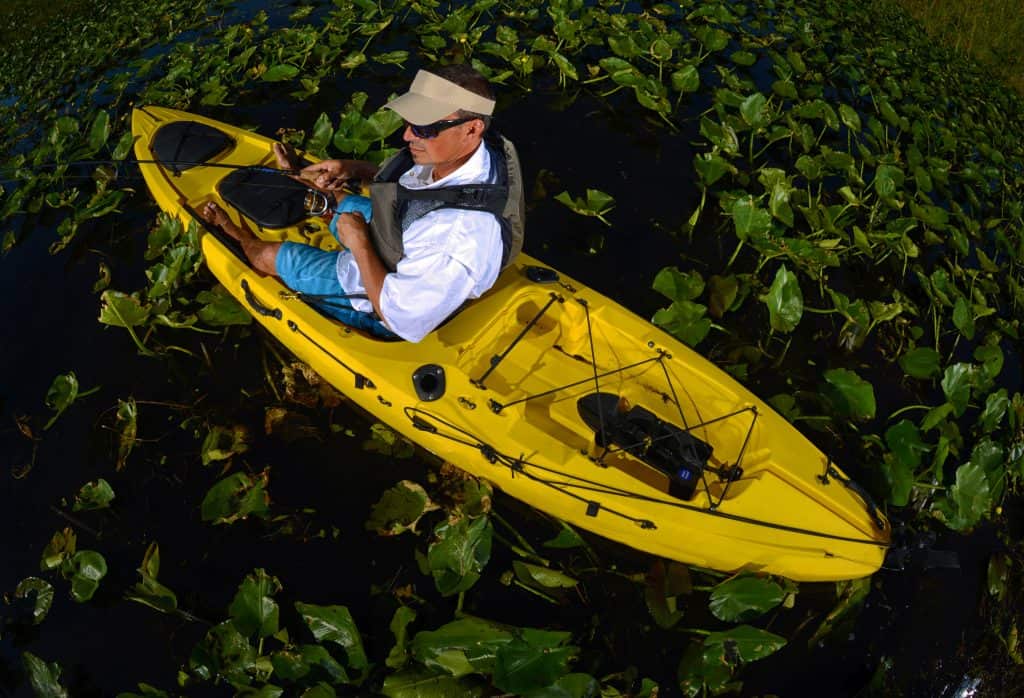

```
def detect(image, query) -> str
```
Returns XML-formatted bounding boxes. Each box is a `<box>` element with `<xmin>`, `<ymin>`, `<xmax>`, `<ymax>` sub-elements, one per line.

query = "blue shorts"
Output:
<box><xmin>276</xmin><ymin>195</ymin><xmax>396</xmax><ymax>338</ymax></box>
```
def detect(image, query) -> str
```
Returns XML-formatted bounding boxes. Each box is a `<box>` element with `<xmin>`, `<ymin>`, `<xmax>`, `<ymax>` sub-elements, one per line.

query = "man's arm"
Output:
<box><xmin>301</xmin><ymin>159</ymin><xmax>379</xmax><ymax>192</ymax></box>
<box><xmin>334</xmin><ymin>212</ymin><xmax>387</xmax><ymax>319</ymax></box>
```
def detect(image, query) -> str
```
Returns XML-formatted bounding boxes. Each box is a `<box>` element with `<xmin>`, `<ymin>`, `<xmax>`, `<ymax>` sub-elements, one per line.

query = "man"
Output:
<box><xmin>202</xmin><ymin>64</ymin><xmax>525</xmax><ymax>342</ymax></box>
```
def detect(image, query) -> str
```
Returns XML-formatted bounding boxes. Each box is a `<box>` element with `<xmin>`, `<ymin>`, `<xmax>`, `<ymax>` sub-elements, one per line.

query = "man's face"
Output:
<box><xmin>403</xmin><ymin>112</ymin><xmax>482</xmax><ymax>177</ymax></box>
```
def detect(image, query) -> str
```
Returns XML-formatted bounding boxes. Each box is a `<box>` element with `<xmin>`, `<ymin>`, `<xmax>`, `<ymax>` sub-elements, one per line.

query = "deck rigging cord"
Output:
<box><xmin>405</xmin><ymin>405</ymin><xmax>887</xmax><ymax>547</ymax></box>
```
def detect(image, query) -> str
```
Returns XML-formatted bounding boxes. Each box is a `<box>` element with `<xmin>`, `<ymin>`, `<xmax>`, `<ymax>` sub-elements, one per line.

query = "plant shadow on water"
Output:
<box><xmin>2</xmin><ymin>0</ymin><xmax>1024</xmax><ymax>695</ymax></box>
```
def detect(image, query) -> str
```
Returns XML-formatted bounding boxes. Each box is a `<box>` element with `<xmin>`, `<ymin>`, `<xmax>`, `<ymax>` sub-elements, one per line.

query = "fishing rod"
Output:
<box><xmin>1</xmin><ymin>157</ymin><xmax>361</xmax><ymax>215</ymax></box>
<box><xmin>3</xmin><ymin>158</ymin><xmax>303</xmax><ymax>177</ymax></box>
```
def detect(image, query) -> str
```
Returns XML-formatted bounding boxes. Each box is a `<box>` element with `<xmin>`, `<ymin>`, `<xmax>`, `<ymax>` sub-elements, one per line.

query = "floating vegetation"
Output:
<box><xmin>2</xmin><ymin>0</ymin><xmax>1023</xmax><ymax>694</ymax></box>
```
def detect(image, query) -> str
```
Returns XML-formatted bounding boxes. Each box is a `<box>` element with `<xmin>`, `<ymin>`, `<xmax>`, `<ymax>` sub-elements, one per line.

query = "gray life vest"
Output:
<box><xmin>367</xmin><ymin>131</ymin><xmax>525</xmax><ymax>272</ymax></box>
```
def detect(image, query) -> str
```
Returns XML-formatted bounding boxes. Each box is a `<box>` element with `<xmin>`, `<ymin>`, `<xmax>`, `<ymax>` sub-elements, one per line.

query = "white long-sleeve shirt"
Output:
<box><xmin>335</xmin><ymin>142</ymin><xmax>503</xmax><ymax>342</ymax></box>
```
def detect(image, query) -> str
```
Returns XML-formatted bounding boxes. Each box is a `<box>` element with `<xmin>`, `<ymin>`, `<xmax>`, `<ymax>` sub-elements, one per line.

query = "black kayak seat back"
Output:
<box><xmin>577</xmin><ymin>392</ymin><xmax>712</xmax><ymax>500</ymax></box>
<box><xmin>152</xmin><ymin>120</ymin><xmax>232</xmax><ymax>171</ymax></box>
<box><xmin>218</xmin><ymin>169</ymin><xmax>310</xmax><ymax>229</ymax></box>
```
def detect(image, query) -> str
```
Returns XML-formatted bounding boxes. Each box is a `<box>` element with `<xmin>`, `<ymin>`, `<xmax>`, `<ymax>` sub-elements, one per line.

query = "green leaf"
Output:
<box><xmin>363</xmin><ymin>422</ymin><xmax>415</xmax><ymax>458</ymax></box>
<box><xmin>952</xmin><ymin>297</ymin><xmax>975</xmax><ymax>340</ymax></box>
<box><xmin>201</xmin><ymin>424</ymin><xmax>249</xmax><ymax>465</ymax></box>
<box><xmin>295</xmin><ymin>602</ymin><xmax>369</xmax><ymax>671</ymax></box>
<box><xmin>44</xmin><ymin>372</ymin><xmax>83</xmax><ymax>430</ymax></box>
<box><xmin>899</xmin><ymin>347</ymin><xmax>940</xmax><ymax>379</ymax></box>
<box><xmin>707</xmin><ymin>274</ymin><xmax>739</xmax><ymax>319</ymax></box>
<box><xmin>885</xmin><ymin>420</ymin><xmax>928</xmax><ymax>472</ymax></box>
<box><xmin>980</xmin><ymin>389</ymin><xmax>1009</xmax><ymax>433</ymax></box>
<box><xmin>807</xmin><ymin>577</ymin><xmax>871</xmax><ymax>646</ymax></box>
<box><xmin>550</xmin><ymin>52</ymin><xmax>578</xmax><ymax>81</ymax></box>
<box><xmin>144</xmin><ymin>213</ymin><xmax>182</xmax><ymax>260</ymax></box>
<box><xmin>677</xmin><ymin>641</ymin><xmax>734</xmax><ymax>697</ymax></box>
<box><xmin>708</xmin><ymin>576</ymin><xmax>785</xmax><ymax>622</ymax></box>
<box><xmin>671</xmin><ymin>65</ymin><xmax>700</xmax><ymax>93</ymax></box>
<box><xmin>695</xmin><ymin>26</ymin><xmax>729</xmax><ymax>51</ymax></box>
<box><xmin>72</xmin><ymin>478</ymin><xmax>115</xmax><ymax>511</ymax></box>
<box><xmin>512</xmin><ymin>561</ymin><xmax>578</xmax><ymax>589</ymax></box>
<box><xmin>652</xmin><ymin>301</ymin><xmax>712</xmax><ymax>347</ymax></box>
<box><xmin>704</xmin><ymin>624</ymin><xmax>786</xmax><ymax>662</ymax></box>
<box><xmin>693</xmin><ymin>152</ymin><xmax>734</xmax><ymax>185</ymax></box>
<box><xmin>125</xmin><ymin>542</ymin><xmax>178</xmax><ymax>614</ymax></box>
<box><xmin>115</xmin><ymin>398</ymin><xmax>138</xmax><ymax>471</ymax></box>
<box><xmin>428</xmin><ymin>515</ymin><xmax>493</xmax><ymax>596</ymax></box>
<box><xmin>740</xmin><ymin>93</ymin><xmax>770</xmax><ymax>129</ymax></box>
<box><xmin>196</xmin><ymin>285</ymin><xmax>252</xmax><ymax>327</ymax></box>
<box><xmin>795</xmin><ymin>155</ymin><xmax>822</xmax><ymax>180</ymax></box>
<box><xmin>644</xmin><ymin>560</ymin><xmax>689</xmax><ymax>629</ymax></box>
<box><xmin>374</xmin><ymin>50</ymin><xmax>410</xmax><ymax>66</ymax></box>
<box><xmin>700</xmin><ymin>117</ymin><xmax>739</xmax><ymax>154</ymax></box>
<box><xmin>652</xmin><ymin>267</ymin><xmax>704</xmax><ymax>302</ymax></box>
<box><xmin>366</xmin><ymin>480</ymin><xmax>437</xmax><ymax>535</ymax></box>
<box><xmin>822</xmin><ymin>368</ymin><xmax>876</xmax><ymax>420</ymax></box>
<box><xmin>524</xmin><ymin>673</ymin><xmax>601</xmax><ymax>698</ymax></box>
<box><xmin>941</xmin><ymin>363</ymin><xmax>973</xmax><ymax>417</ymax></box>
<box><xmin>974</xmin><ymin>344</ymin><xmax>1004</xmax><ymax>381</ymax></box>
<box><xmin>758</xmin><ymin>264</ymin><xmax>803</xmax><ymax>333</ymax></box>
<box><xmin>14</xmin><ymin>577</ymin><xmax>55</xmax><ymax>625</ymax></box>
<box><xmin>838</xmin><ymin>104</ymin><xmax>861</xmax><ymax>132</ymax></box>
<box><xmin>493</xmin><ymin>638</ymin><xmax>575</xmax><ymax>694</ymax></box>
<box><xmin>306</xmin><ymin>113</ymin><xmax>333</xmax><ymax>156</ymax></box>
<box><xmin>200</xmin><ymin>471</ymin><xmax>270</xmax><ymax>524</ymax></box>
<box><xmin>263</xmin><ymin>64</ymin><xmax>300</xmax><ymax>81</ymax></box>
<box><xmin>731</xmin><ymin>50</ymin><xmax>756</xmax><ymax>66</ymax></box>
<box><xmin>732</xmin><ymin>197</ymin><xmax>772</xmax><ymax>239</ymax></box>
<box><xmin>230</xmin><ymin>569</ymin><xmax>282</xmax><ymax>638</ymax></box>
<box><xmin>542</xmin><ymin>523</ymin><xmax>586</xmax><ymax>550</ymax></box>
<box><xmin>87</xmin><ymin>111</ymin><xmax>111</xmax><ymax>154</ymax></box>
<box><xmin>188</xmin><ymin>620</ymin><xmax>257</xmax><ymax>684</ymax></box>
<box><xmin>381</xmin><ymin>668</ymin><xmax>485</xmax><ymax>697</ymax></box>
<box><xmin>22</xmin><ymin>652</ymin><xmax>68</xmax><ymax>698</ymax></box>
<box><xmin>67</xmin><ymin>550</ymin><xmax>107</xmax><ymax>602</ymax></box>
<box><xmin>40</xmin><ymin>528</ymin><xmax>76</xmax><ymax>572</ymax></box>
<box><xmin>411</xmin><ymin>616</ymin><xmax>571</xmax><ymax>679</ymax></box>
<box><xmin>112</xmin><ymin>130</ymin><xmax>136</xmax><ymax>160</ymax></box>
<box><xmin>879</xmin><ymin>451</ymin><xmax>915</xmax><ymax>507</ymax></box>
<box><xmin>386</xmin><ymin>606</ymin><xmax>418</xmax><ymax>670</ymax></box>
<box><xmin>99</xmin><ymin>290</ymin><xmax>151</xmax><ymax>327</ymax></box>
<box><xmin>934</xmin><ymin>462</ymin><xmax>991</xmax><ymax>531</ymax></box>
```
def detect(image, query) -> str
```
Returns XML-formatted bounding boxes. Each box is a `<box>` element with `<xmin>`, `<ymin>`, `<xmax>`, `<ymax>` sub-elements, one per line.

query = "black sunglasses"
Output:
<box><xmin>405</xmin><ymin>116</ymin><xmax>476</xmax><ymax>139</ymax></box>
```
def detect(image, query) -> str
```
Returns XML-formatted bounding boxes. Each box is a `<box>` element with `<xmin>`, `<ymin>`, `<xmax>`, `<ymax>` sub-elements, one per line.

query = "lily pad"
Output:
<box><xmin>72</xmin><ymin>478</ymin><xmax>115</xmax><ymax>511</ymax></box>
<box><xmin>200</xmin><ymin>470</ymin><xmax>271</xmax><ymax>524</ymax></box>
<box><xmin>22</xmin><ymin>652</ymin><xmax>68</xmax><ymax>698</ymax></box>
<box><xmin>14</xmin><ymin>577</ymin><xmax>55</xmax><ymax>625</ymax></box>
<box><xmin>708</xmin><ymin>575</ymin><xmax>785</xmax><ymax>622</ymax></box>
<box><xmin>295</xmin><ymin>602</ymin><xmax>368</xmax><ymax>674</ymax></box>
<box><xmin>758</xmin><ymin>264</ymin><xmax>803</xmax><ymax>333</ymax></box>
<box><xmin>822</xmin><ymin>368</ymin><xmax>876</xmax><ymax>420</ymax></box>
<box><xmin>366</xmin><ymin>480</ymin><xmax>438</xmax><ymax>535</ymax></box>
<box><xmin>899</xmin><ymin>346</ymin><xmax>940</xmax><ymax>379</ymax></box>
<box><xmin>428</xmin><ymin>515</ymin><xmax>493</xmax><ymax>596</ymax></box>
<box><xmin>229</xmin><ymin>568</ymin><xmax>282</xmax><ymax>638</ymax></box>
<box><xmin>67</xmin><ymin>550</ymin><xmax>107</xmax><ymax>602</ymax></box>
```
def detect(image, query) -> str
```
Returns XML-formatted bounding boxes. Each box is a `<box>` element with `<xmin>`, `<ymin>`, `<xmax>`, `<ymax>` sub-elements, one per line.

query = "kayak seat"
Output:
<box><xmin>218</xmin><ymin>169</ymin><xmax>310</xmax><ymax>229</ymax></box>
<box><xmin>152</xmin><ymin>120</ymin><xmax>232</xmax><ymax>172</ymax></box>
<box><xmin>577</xmin><ymin>392</ymin><xmax>711</xmax><ymax>500</ymax></box>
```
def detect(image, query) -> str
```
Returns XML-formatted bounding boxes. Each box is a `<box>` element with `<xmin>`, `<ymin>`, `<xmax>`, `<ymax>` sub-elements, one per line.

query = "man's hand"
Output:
<box><xmin>300</xmin><ymin>159</ymin><xmax>378</xmax><ymax>192</ymax></box>
<box><xmin>335</xmin><ymin>212</ymin><xmax>371</xmax><ymax>251</ymax></box>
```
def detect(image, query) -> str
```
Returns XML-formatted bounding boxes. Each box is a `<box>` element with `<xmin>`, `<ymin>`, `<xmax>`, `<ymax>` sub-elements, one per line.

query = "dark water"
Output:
<box><xmin>0</xmin><ymin>9</ymin><xmax>1004</xmax><ymax>698</ymax></box>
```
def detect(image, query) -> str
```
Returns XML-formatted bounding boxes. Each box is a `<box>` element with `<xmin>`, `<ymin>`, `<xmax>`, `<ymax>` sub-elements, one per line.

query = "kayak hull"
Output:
<box><xmin>132</xmin><ymin>106</ymin><xmax>890</xmax><ymax>581</ymax></box>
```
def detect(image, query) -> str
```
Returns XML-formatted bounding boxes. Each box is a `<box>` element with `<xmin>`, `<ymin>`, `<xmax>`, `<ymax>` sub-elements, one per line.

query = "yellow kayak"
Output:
<box><xmin>132</xmin><ymin>105</ymin><xmax>890</xmax><ymax>581</ymax></box>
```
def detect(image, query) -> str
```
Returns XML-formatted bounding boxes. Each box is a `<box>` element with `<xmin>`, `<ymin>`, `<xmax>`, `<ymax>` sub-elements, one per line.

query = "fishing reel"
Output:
<box><xmin>303</xmin><ymin>189</ymin><xmax>332</xmax><ymax>216</ymax></box>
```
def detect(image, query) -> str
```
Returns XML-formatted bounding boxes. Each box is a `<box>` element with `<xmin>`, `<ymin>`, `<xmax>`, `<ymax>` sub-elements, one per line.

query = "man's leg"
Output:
<box><xmin>201</xmin><ymin>202</ymin><xmax>281</xmax><ymax>275</ymax></box>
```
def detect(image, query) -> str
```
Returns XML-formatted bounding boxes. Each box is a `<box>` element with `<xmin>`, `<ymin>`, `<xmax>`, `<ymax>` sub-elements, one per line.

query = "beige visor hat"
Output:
<box><xmin>384</xmin><ymin>69</ymin><xmax>495</xmax><ymax>124</ymax></box>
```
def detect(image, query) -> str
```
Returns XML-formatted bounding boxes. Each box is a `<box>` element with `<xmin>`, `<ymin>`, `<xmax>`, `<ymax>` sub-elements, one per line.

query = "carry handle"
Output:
<box><xmin>241</xmin><ymin>279</ymin><xmax>282</xmax><ymax>320</ymax></box>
